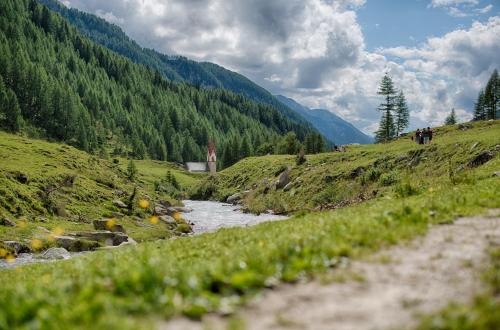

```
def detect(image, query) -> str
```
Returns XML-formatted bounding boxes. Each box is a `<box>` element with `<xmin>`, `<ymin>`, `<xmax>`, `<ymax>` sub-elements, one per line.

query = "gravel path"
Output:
<box><xmin>161</xmin><ymin>211</ymin><xmax>500</xmax><ymax>330</ymax></box>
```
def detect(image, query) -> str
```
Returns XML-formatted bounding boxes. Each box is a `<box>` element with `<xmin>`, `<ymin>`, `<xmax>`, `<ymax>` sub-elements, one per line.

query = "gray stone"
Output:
<box><xmin>54</xmin><ymin>236</ymin><xmax>99</xmax><ymax>252</ymax></box>
<box><xmin>112</xmin><ymin>199</ymin><xmax>128</xmax><ymax>209</ymax></box>
<box><xmin>276</xmin><ymin>168</ymin><xmax>291</xmax><ymax>189</ymax></box>
<box><xmin>37</xmin><ymin>226</ymin><xmax>50</xmax><ymax>233</ymax></box>
<box><xmin>493</xmin><ymin>172</ymin><xmax>500</xmax><ymax>177</ymax></box>
<box><xmin>470</xmin><ymin>142</ymin><xmax>480</xmax><ymax>151</ymax></box>
<box><xmin>69</xmin><ymin>231</ymin><xmax>129</xmax><ymax>246</ymax></box>
<box><xmin>93</xmin><ymin>219</ymin><xmax>126</xmax><ymax>233</ymax></box>
<box><xmin>159</xmin><ymin>215</ymin><xmax>177</xmax><ymax>224</ymax></box>
<box><xmin>38</xmin><ymin>247</ymin><xmax>70</xmax><ymax>260</ymax></box>
<box><xmin>169</xmin><ymin>206</ymin><xmax>193</xmax><ymax>213</ymax></box>
<box><xmin>154</xmin><ymin>206</ymin><xmax>167</xmax><ymax>215</ymax></box>
<box><xmin>227</xmin><ymin>193</ymin><xmax>242</xmax><ymax>204</ymax></box>
<box><xmin>283</xmin><ymin>182</ymin><xmax>294</xmax><ymax>192</ymax></box>
<box><xmin>111</xmin><ymin>212</ymin><xmax>125</xmax><ymax>218</ymax></box>
<box><xmin>468</xmin><ymin>151</ymin><xmax>494</xmax><ymax>168</ymax></box>
<box><xmin>0</xmin><ymin>217</ymin><xmax>16</xmax><ymax>227</ymax></box>
<box><xmin>1</xmin><ymin>240</ymin><xmax>31</xmax><ymax>254</ymax></box>
<box><xmin>158</xmin><ymin>200</ymin><xmax>172</xmax><ymax>208</ymax></box>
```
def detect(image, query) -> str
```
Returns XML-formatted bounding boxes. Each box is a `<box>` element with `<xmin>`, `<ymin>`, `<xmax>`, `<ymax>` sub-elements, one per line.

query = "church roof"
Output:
<box><xmin>185</xmin><ymin>162</ymin><xmax>208</xmax><ymax>172</ymax></box>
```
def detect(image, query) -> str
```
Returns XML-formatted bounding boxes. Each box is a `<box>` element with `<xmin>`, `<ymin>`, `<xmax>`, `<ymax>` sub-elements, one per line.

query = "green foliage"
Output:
<box><xmin>0</xmin><ymin>0</ymin><xmax>317</xmax><ymax>167</ymax></box>
<box><xmin>474</xmin><ymin>69</ymin><xmax>499</xmax><ymax>121</ymax></box>
<box><xmin>379</xmin><ymin>171</ymin><xmax>399</xmax><ymax>186</ymax></box>
<box><xmin>127</xmin><ymin>160</ymin><xmax>138</xmax><ymax>180</ymax></box>
<box><xmin>395</xmin><ymin>90</ymin><xmax>409</xmax><ymax>136</ymax></box>
<box><xmin>375</xmin><ymin>74</ymin><xmax>409</xmax><ymax>142</ymax></box>
<box><xmin>444</xmin><ymin>108</ymin><xmax>457</xmax><ymax>125</ymax></box>
<box><xmin>276</xmin><ymin>132</ymin><xmax>302</xmax><ymax>155</ymax></box>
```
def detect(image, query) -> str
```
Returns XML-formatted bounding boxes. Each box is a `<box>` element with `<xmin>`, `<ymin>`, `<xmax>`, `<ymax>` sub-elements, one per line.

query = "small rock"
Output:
<box><xmin>38</xmin><ymin>247</ymin><xmax>70</xmax><ymax>260</ymax></box>
<box><xmin>14</xmin><ymin>172</ymin><xmax>29</xmax><ymax>184</ymax></box>
<box><xmin>458</xmin><ymin>123</ymin><xmax>472</xmax><ymax>131</ymax></box>
<box><xmin>493</xmin><ymin>172</ymin><xmax>500</xmax><ymax>177</ymax></box>
<box><xmin>112</xmin><ymin>199</ymin><xmax>128</xmax><ymax>209</ymax></box>
<box><xmin>283</xmin><ymin>182</ymin><xmax>294</xmax><ymax>192</ymax></box>
<box><xmin>37</xmin><ymin>226</ymin><xmax>50</xmax><ymax>233</ymax></box>
<box><xmin>468</xmin><ymin>151</ymin><xmax>494</xmax><ymax>168</ymax></box>
<box><xmin>69</xmin><ymin>231</ymin><xmax>129</xmax><ymax>246</ymax></box>
<box><xmin>111</xmin><ymin>212</ymin><xmax>125</xmax><ymax>218</ymax></box>
<box><xmin>227</xmin><ymin>193</ymin><xmax>242</xmax><ymax>204</ymax></box>
<box><xmin>54</xmin><ymin>236</ymin><xmax>100</xmax><ymax>252</ymax></box>
<box><xmin>495</xmin><ymin>145</ymin><xmax>500</xmax><ymax>151</ymax></box>
<box><xmin>93</xmin><ymin>219</ymin><xmax>126</xmax><ymax>233</ymax></box>
<box><xmin>158</xmin><ymin>200</ymin><xmax>172</xmax><ymax>208</ymax></box>
<box><xmin>276</xmin><ymin>167</ymin><xmax>291</xmax><ymax>190</ymax></box>
<box><xmin>159</xmin><ymin>215</ymin><xmax>177</xmax><ymax>224</ymax></box>
<box><xmin>0</xmin><ymin>217</ymin><xmax>16</xmax><ymax>227</ymax></box>
<box><xmin>154</xmin><ymin>206</ymin><xmax>167</xmax><ymax>215</ymax></box>
<box><xmin>350</xmin><ymin>166</ymin><xmax>365</xmax><ymax>179</ymax></box>
<box><xmin>1</xmin><ymin>240</ymin><xmax>31</xmax><ymax>254</ymax></box>
<box><xmin>169</xmin><ymin>206</ymin><xmax>193</xmax><ymax>213</ymax></box>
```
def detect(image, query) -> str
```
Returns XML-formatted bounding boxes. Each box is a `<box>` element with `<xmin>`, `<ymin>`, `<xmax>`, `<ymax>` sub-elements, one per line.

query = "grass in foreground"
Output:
<box><xmin>0</xmin><ymin>172</ymin><xmax>498</xmax><ymax>329</ymax></box>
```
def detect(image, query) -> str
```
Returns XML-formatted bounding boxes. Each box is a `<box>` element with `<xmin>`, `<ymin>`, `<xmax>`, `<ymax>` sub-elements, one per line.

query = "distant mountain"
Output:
<box><xmin>276</xmin><ymin>96</ymin><xmax>373</xmax><ymax>145</ymax></box>
<box><xmin>38</xmin><ymin>0</ymin><xmax>314</xmax><ymax>135</ymax></box>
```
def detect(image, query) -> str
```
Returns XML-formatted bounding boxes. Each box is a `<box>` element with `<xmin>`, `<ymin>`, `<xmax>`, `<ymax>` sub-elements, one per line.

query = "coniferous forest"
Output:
<box><xmin>0</xmin><ymin>0</ymin><xmax>318</xmax><ymax>166</ymax></box>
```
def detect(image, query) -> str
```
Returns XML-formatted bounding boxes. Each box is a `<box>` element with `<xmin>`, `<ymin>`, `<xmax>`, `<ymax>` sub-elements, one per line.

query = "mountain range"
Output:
<box><xmin>276</xmin><ymin>96</ymin><xmax>373</xmax><ymax>145</ymax></box>
<box><xmin>38</xmin><ymin>0</ymin><xmax>371</xmax><ymax>145</ymax></box>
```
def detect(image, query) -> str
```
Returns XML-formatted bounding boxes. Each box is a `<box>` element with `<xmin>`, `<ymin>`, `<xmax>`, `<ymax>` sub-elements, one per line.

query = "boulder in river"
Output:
<box><xmin>93</xmin><ymin>219</ymin><xmax>126</xmax><ymax>233</ymax></box>
<box><xmin>38</xmin><ymin>247</ymin><xmax>70</xmax><ymax>260</ymax></box>
<box><xmin>226</xmin><ymin>193</ymin><xmax>241</xmax><ymax>204</ymax></box>
<box><xmin>159</xmin><ymin>215</ymin><xmax>177</xmax><ymax>225</ymax></box>
<box><xmin>69</xmin><ymin>231</ymin><xmax>129</xmax><ymax>246</ymax></box>
<box><xmin>154</xmin><ymin>206</ymin><xmax>167</xmax><ymax>215</ymax></box>
<box><xmin>55</xmin><ymin>235</ymin><xmax>100</xmax><ymax>252</ymax></box>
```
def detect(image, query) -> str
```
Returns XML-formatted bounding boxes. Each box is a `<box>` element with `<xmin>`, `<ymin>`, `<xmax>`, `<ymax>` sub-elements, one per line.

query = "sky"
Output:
<box><xmin>59</xmin><ymin>0</ymin><xmax>500</xmax><ymax>135</ymax></box>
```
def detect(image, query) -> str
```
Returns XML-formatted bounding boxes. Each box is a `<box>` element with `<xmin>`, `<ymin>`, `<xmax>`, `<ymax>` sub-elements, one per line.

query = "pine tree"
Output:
<box><xmin>375</xmin><ymin>74</ymin><xmax>397</xmax><ymax>142</ymax></box>
<box><xmin>375</xmin><ymin>110</ymin><xmax>395</xmax><ymax>143</ymax></box>
<box><xmin>444</xmin><ymin>108</ymin><xmax>457</xmax><ymax>125</ymax></box>
<box><xmin>126</xmin><ymin>160</ymin><xmax>137</xmax><ymax>180</ymax></box>
<box><xmin>473</xmin><ymin>90</ymin><xmax>486</xmax><ymax>121</ymax></box>
<box><xmin>484</xmin><ymin>69</ymin><xmax>498</xmax><ymax>120</ymax></box>
<box><xmin>394</xmin><ymin>90</ymin><xmax>409</xmax><ymax>136</ymax></box>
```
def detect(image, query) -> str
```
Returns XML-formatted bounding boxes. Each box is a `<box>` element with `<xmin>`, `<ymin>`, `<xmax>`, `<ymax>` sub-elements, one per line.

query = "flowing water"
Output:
<box><xmin>1</xmin><ymin>201</ymin><xmax>287</xmax><ymax>269</ymax></box>
<box><xmin>182</xmin><ymin>200</ymin><xmax>288</xmax><ymax>234</ymax></box>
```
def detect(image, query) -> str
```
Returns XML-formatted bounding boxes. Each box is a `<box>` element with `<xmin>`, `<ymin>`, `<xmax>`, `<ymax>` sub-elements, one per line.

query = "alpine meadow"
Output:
<box><xmin>0</xmin><ymin>1</ymin><xmax>499</xmax><ymax>330</ymax></box>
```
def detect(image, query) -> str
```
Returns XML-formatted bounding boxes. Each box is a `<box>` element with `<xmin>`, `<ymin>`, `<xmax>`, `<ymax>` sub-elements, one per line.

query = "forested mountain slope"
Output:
<box><xmin>276</xmin><ymin>95</ymin><xmax>374</xmax><ymax>145</ymax></box>
<box><xmin>38</xmin><ymin>0</ymin><xmax>313</xmax><ymax>131</ymax></box>
<box><xmin>0</xmin><ymin>0</ymin><xmax>315</xmax><ymax>165</ymax></box>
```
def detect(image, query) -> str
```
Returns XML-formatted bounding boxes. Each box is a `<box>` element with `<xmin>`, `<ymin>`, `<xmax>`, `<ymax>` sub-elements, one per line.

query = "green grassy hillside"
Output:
<box><xmin>192</xmin><ymin>121</ymin><xmax>500</xmax><ymax>214</ymax></box>
<box><xmin>0</xmin><ymin>122</ymin><xmax>498</xmax><ymax>329</ymax></box>
<box><xmin>0</xmin><ymin>131</ymin><xmax>201</xmax><ymax>243</ymax></box>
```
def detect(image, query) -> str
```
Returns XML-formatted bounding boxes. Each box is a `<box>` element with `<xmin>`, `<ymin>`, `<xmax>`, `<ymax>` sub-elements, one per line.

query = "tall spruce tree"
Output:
<box><xmin>375</xmin><ymin>110</ymin><xmax>395</xmax><ymax>143</ymax></box>
<box><xmin>484</xmin><ymin>69</ymin><xmax>498</xmax><ymax>120</ymax></box>
<box><xmin>444</xmin><ymin>108</ymin><xmax>457</xmax><ymax>125</ymax></box>
<box><xmin>375</xmin><ymin>74</ymin><xmax>397</xmax><ymax>142</ymax></box>
<box><xmin>473</xmin><ymin>90</ymin><xmax>486</xmax><ymax>121</ymax></box>
<box><xmin>394</xmin><ymin>90</ymin><xmax>409</xmax><ymax>137</ymax></box>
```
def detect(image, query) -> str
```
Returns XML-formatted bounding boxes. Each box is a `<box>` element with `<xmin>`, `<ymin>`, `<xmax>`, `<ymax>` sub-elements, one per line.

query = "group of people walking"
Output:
<box><xmin>414</xmin><ymin>127</ymin><xmax>433</xmax><ymax>144</ymax></box>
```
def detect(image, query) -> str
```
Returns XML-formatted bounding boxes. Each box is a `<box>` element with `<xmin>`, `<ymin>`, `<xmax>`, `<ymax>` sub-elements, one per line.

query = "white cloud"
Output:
<box><xmin>62</xmin><ymin>0</ymin><xmax>499</xmax><ymax>135</ymax></box>
<box><xmin>475</xmin><ymin>4</ymin><xmax>493</xmax><ymax>14</ymax></box>
<box><xmin>430</xmin><ymin>0</ymin><xmax>479</xmax><ymax>8</ymax></box>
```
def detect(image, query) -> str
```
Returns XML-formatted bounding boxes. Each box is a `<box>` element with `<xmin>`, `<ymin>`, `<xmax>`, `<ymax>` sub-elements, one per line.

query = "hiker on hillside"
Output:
<box><xmin>428</xmin><ymin>127</ymin><xmax>433</xmax><ymax>144</ymax></box>
<box><xmin>415</xmin><ymin>129</ymin><xmax>421</xmax><ymax>144</ymax></box>
<box><xmin>423</xmin><ymin>128</ymin><xmax>430</xmax><ymax>144</ymax></box>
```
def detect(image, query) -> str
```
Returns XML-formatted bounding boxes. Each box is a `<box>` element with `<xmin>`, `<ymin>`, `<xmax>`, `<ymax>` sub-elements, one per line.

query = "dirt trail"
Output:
<box><xmin>162</xmin><ymin>211</ymin><xmax>500</xmax><ymax>330</ymax></box>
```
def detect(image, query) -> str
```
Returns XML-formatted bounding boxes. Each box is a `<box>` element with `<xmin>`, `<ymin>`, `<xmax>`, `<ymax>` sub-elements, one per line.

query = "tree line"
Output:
<box><xmin>0</xmin><ymin>0</ymin><xmax>320</xmax><ymax>169</ymax></box>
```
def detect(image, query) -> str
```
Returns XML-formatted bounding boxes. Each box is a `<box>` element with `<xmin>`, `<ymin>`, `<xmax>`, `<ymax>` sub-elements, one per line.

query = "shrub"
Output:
<box><xmin>379</xmin><ymin>171</ymin><xmax>399</xmax><ymax>186</ymax></box>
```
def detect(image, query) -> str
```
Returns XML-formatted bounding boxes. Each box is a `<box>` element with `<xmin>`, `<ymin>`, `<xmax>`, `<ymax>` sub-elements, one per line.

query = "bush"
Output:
<box><xmin>394</xmin><ymin>181</ymin><xmax>419</xmax><ymax>197</ymax></box>
<box><xmin>379</xmin><ymin>171</ymin><xmax>399</xmax><ymax>186</ymax></box>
